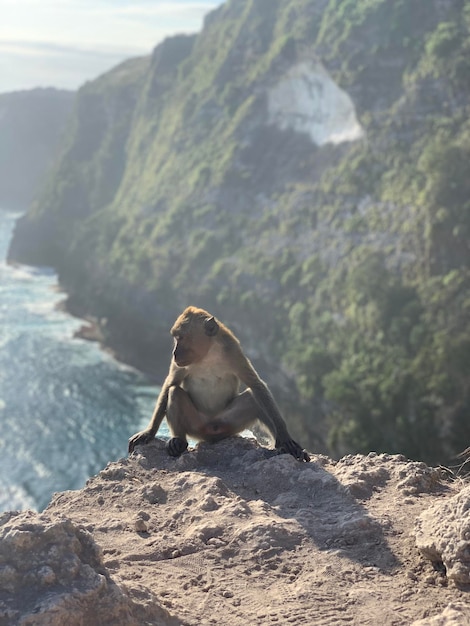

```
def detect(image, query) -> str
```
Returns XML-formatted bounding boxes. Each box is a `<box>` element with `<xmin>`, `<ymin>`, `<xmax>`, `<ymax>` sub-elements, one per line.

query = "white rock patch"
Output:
<box><xmin>267</xmin><ymin>61</ymin><xmax>364</xmax><ymax>145</ymax></box>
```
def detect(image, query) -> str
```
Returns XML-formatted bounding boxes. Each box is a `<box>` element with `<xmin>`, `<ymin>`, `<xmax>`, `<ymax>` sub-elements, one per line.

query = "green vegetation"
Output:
<box><xmin>10</xmin><ymin>0</ymin><xmax>470</xmax><ymax>465</ymax></box>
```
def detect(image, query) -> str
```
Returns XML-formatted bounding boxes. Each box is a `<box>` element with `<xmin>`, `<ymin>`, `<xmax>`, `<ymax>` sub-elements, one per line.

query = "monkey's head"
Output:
<box><xmin>170</xmin><ymin>307</ymin><xmax>219</xmax><ymax>367</ymax></box>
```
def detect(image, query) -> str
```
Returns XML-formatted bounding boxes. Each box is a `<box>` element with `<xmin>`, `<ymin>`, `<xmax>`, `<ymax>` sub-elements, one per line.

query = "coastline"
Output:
<box><xmin>59</xmin><ymin>292</ymin><xmax>170</xmax><ymax>383</ymax></box>
<box><xmin>0</xmin><ymin>209</ymin><xmax>163</xmax><ymax>512</ymax></box>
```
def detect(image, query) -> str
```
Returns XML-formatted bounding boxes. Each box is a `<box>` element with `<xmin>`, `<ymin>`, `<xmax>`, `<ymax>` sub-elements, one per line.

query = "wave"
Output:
<box><xmin>0</xmin><ymin>209</ymin><xmax>161</xmax><ymax>512</ymax></box>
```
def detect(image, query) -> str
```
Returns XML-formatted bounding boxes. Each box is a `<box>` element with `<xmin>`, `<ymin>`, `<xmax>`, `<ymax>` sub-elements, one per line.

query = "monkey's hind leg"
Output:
<box><xmin>199</xmin><ymin>390</ymin><xmax>260</xmax><ymax>442</ymax></box>
<box><xmin>166</xmin><ymin>388</ymin><xmax>259</xmax><ymax>453</ymax></box>
<box><xmin>166</xmin><ymin>386</ymin><xmax>203</xmax><ymax>457</ymax></box>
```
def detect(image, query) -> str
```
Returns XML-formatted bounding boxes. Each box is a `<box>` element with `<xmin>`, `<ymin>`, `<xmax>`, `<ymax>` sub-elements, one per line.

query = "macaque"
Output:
<box><xmin>128</xmin><ymin>306</ymin><xmax>309</xmax><ymax>461</ymax></box>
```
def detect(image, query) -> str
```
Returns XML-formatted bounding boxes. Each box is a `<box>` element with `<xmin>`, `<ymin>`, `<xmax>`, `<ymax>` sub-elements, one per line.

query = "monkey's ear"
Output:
<box><xmin>204</xmin><ymin>316</ymin><xmax>219</xmax><ymax>337</ymax></box>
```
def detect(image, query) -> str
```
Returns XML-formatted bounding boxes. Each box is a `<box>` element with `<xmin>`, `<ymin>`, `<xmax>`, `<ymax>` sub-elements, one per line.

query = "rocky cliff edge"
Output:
<box><xmin>1</xmin><ymin>438</ymin><xmax>469</xmax><ymax>625</ymax></box>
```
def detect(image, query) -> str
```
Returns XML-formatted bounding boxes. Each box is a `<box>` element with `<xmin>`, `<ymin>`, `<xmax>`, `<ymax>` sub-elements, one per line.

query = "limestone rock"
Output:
<box><xmin>0</xmin><ymin>510</ymin><xmax>175</xmax><ymax>626</ymax></box>
<box><xmin>414</xmin><ymin>485</ymin><xmax>470</xmax><ymax>585</ymax></box>
<box><xmin>410</xmin><ymin>602</ymin><xmax>470</xmax><ymax>626</ymax></box>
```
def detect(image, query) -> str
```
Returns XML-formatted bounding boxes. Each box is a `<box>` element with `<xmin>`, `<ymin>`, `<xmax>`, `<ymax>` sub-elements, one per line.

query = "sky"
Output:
<box><xmin>0</xmin><ymin>0</ymin><xmax>225</xmax><ymax>94</ymax></box>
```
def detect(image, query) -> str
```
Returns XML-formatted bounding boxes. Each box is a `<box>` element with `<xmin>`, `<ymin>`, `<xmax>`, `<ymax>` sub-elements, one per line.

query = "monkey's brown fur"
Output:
<box><xmin>128</xmin><ymin>306</ymin><xmax>309</xmax><ymax>461</ymax></box>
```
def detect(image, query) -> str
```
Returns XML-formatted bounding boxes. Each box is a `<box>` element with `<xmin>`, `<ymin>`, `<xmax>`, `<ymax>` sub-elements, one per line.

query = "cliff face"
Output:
<box><xmin>8</xmin><ymin>0</ymin><xmax>470</xmax><ymax>463</ymax></box>
<box><xmin>7</xmin><ymin>58</ymin><xmax>149</xmax><ymax>267</ymax></box>
<box><xmin>0</xmin><ymin>88</ymin><xmax>74</xmax><ymax>211</ymax></box>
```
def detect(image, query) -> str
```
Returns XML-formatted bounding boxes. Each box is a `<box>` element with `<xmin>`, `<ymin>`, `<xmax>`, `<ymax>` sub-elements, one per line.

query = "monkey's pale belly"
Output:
<box><xmin>182</xmin><ymin>374</ymin><xmax>239</xmax><ymax>417</ymax></box>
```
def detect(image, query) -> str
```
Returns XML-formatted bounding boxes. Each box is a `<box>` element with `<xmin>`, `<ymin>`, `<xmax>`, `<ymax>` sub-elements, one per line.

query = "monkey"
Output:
<box><xmin>128</xmin><ymin>306</ymin><xmax>310</xmax><ymax>462</ymax></box>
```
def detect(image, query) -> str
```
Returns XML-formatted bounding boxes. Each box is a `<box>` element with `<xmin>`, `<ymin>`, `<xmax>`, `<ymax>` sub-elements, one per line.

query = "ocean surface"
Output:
<box><xmin>0</xmin><ymin>210</ymin><xmax>167</xmax><ymax>512</ymax></box>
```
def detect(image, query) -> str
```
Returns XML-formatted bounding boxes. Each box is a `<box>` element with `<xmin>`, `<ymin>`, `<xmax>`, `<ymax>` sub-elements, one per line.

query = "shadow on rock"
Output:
<box><xmin>134</xmin><ymin>437</ymin><xmax>400</xmax><ymax>573</ymax></box>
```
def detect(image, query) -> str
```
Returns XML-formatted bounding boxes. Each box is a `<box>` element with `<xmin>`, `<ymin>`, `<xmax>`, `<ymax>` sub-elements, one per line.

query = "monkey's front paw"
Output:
<box><xmin>167</xmin><ymin>437</ymin><xmax>188</xmax><ymax>457</ymax></box>
<box><xmin>276</xmin><ymin>439</ymin><xmax>310</xmax><ymax>462</ymax></box>
<box><xmin>128</xmin><ymin>430</ymin><xmax>155</xmax><ymax>453</ymax></box>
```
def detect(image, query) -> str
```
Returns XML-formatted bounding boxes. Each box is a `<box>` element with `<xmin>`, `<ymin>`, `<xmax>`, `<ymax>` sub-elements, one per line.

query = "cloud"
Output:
<box><xmin>103</xmin><ymin>2</ymin><xmax>217</xmax><ymax>18</ymax></box>
<box><xmin>0</xmin><ymin>40</ymin><xmax>144</xmax><ymax>60</ymax></box>
<box><xmin>0</xmin><ymin>0</ymin><xmax>223</xmax><ymax>93</ymax></box>
<box><xmin>0</xmin><ymin>40</ymin><xmax>140</xmax><ymax>93</ymax></box>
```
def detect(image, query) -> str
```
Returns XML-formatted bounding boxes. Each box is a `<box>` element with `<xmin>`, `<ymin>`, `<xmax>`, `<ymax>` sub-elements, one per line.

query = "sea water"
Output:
<box><xmin>0</xmin><ymin>210</ymin><xmax>168</xmax><ymax>512</ymax></box>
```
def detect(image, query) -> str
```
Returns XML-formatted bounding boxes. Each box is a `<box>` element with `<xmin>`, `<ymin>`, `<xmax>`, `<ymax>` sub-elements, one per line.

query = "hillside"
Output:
<box><xmin>0</xmin><ymin>88</ymin><xmax>74</xmax><ymax>210</ymax></box>
<box><xmin>1</xmin><ymin>439</ymin><xmax>470</xmax><ymax>625</ymax></box>
<box><xmin>8</xmin><ymin>0</ymin><xmax>470</xmax><ymax>464</ymax></box>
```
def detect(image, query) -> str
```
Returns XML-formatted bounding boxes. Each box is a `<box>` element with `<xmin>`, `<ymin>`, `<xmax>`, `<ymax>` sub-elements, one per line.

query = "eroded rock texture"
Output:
<box><xmin>0</xmin><ymin>511</ymin><xmax>176</xmax><ymax>626</ymax></box>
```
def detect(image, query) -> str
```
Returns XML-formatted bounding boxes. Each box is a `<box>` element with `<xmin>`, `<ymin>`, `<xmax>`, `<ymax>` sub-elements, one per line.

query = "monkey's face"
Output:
<box><xmin>172</xmin><ymin>332</ymin><xmax>211</xmax><ymax>367</ymax></box>
<box><xmin>171</xmin><ymin>309</ymin><xmax>219</xmax><ymax>368</ymax></box>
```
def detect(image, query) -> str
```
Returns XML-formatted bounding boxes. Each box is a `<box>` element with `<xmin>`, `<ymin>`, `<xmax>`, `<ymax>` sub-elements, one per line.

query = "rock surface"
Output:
<box><xmin>2</xmin><ymin>437</ymin><xmax>469</xmax><ymax>625</ymax></box>
<box><xmin>0</xmin><ymin>510</ymin><xmax>175</xmax><ymax>625</ymax></box>
<box><xmin>414</xmin><ymin>485</ymin><xmax>470</xmax><ymax>585</ymax></box>
<box><xmin>410</xmin><ymin>603</ymin><xmax>470</xmax><ymax>626</ymax></box>
<box><xmin>267</xmin><ymin>60</ymin><xmax>364</xmax><ymax>146</ymax></box>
